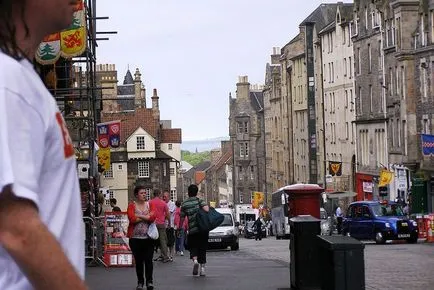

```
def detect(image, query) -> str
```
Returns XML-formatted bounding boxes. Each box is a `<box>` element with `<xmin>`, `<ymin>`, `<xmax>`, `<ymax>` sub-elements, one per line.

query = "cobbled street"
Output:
<box><xmin>241</xmin><ymin>237</ymin><xmax>434</xmax><ymax>290</ymax></box>
<box><xmin>86</xmin><ymin>237</ymin><xmax>434</xmax><ymax>290</ymax></box>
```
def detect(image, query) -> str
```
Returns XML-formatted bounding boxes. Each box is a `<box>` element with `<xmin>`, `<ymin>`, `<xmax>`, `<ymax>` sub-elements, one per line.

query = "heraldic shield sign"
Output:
<box><xmin>35</xmin><ymin>0</ymin><xmax>86</xmax><ymax>64</ymax></box>
<box><xmin>97</xmin><ymin>121</ymin><xmax>121</xmax><ymax>171</ymax></box>
<box><xmin>329</xmin><ymin>161</ymin><xmax>342</xmax><ymax>176</ymax></box>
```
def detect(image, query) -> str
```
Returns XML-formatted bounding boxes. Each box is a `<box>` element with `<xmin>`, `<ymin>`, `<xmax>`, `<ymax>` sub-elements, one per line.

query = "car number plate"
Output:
<box><xmin>398</xmin><ymin>234</ymin><xmax>410</xmax><ymax>238</ymax></box>
<box><xmin>208</xmin><ymin>238</ymin><xmax>221</xmax><ymax>243</ymax></box>
<box><xmin>401</xmin><ymin>222</ymin><xmax>408</xmax><ymax>226</ymax></box>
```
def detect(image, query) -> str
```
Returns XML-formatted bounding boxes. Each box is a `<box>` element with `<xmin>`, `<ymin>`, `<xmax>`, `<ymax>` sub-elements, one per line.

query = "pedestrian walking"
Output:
<box><xmin>174</xmin><ymin>200</ymin><xmax>188</xmax><ymax>256</ymax></box>
<box><xmin>163</xmin><ymin>191</ymin><xmax>176</xmax><ymax>261</ymax></box>
<box><xmin>180</xmin><ymin>184</ymin><xmax>210</xmax><ymax>276</ymax></box>
<box><xmin>253</xmin><ymin>217</ymin><xmax>264</xmax><ymax>241</ymax></box>
<box><xmin>127</xmin><ymin>186</ymin><xmax>156</xmax><ymax>290</ymax></box>
<box><xmin>336</xmin><ymin>204</ymin><xmax>343</xmax><ymax>235</ymax></box>
<box><xmin>149</xmin><ymin>189</ymin><xmax>170</xmax><ymax>263</ymax></box>
<box><xmin>0</xmin><ymin>1</ymin><xmax>88</xmax><ymax>289</ymax></box>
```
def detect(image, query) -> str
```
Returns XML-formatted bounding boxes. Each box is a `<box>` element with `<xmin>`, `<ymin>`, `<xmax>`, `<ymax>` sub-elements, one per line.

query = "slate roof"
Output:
<box><xmin>101</xmin><ymin>108</ymin><xmax>158</xmax><ymax>144</ymax></box>
<box><xmin>156</xmin><ymin>150</ymin><xmax>174</xmax><ymax>160</ymax></box>
<box><xmin>184</xmin><ymin>160</ymin><xmax>212</xmax><ymax>179</ymax></box>
<box><xmin>300</xmin><ymin>3</ymin><xmax>339</xmax><ymax>31</ymax></box>
<box><xmin>319</xmin><ymin>21</ymin><xmax>336</xmax><ymax>35</ymax></box>
<box><xmin>319</xmin><ymin>4</ymin><xmax>354</xmax><ymax>35</ymax></box>
<box><xmin>250</xmin><ymin>91</ymin><xmax>264</xmax><ymax>112</ymax></box>
<box><xmin>213</xmin><ymin>150</ymin><xmax>232</xmax><ymax>172</ymax></box>
<box><xmin>123</xmin><ymin>70</ymin><xmax>134</xmax><ymax>85</ymax></box>
<box><xmin>339</xmin><ymin>4</ymin><xmax>354</xmax><ymax>23</ymax></box>
<box><xmin>117</xmin><ymin>85</ymin><xmax>134</xmax><ymax>95</ymax></box>
<box><xmin>288</xmin><ymin>33</ymin><xmax>301</xmax><ymax>46</ymax></box>
<box><xmin>117</xmin><ymin>70</ymin><xmax>136</xmax><ymax>111</ymax></box>
<box><xmin>181</xmin><ymin>161</ymin><xmax>193</xmax><ymax>172</ymax></box>
<box><xmin>161</xmin><ymin>128</ymin><xmax>182</xmax><ymax>143</ymax></box>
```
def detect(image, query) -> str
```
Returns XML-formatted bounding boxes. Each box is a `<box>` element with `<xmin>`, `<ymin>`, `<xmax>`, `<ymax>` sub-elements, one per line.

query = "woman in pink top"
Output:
<box><xmin>174</xmin><ymin>200</ymin><xmax>188</xmax><ymax>255</ymax></box>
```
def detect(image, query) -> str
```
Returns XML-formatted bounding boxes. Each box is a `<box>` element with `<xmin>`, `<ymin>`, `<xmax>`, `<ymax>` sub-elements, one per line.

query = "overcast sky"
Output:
<box><xmin>96</xmin><ymin>0</ymin><xmax>351</xmax><ymax>141</ymax></box>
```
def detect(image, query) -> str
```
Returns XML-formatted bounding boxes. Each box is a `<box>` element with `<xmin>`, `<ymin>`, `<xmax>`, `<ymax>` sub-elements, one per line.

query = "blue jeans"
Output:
<box><xmin>175</xmin><ymin>229</ymin><xmax>185</xmax><ymax>252</ymax></box>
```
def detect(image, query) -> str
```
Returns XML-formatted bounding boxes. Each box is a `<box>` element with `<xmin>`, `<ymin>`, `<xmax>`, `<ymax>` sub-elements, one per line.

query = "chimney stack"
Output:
<box><xmin>134</xmin><ymin>68</ymin><xmax>144</xmax><ymax>108</ymax></box>
<box><xmin>271</xmin><ymin>47</ymin><xmax>281</xmax><ymax>65</ymax></box>
<box><xmin>236</xmin><ymin>76</ymin><xmax>250</xmax><ymax>99</ymax></box>
<box><xmin>134</xmin><ymin>68</ymin><xmax>141</xmax><ymax>81</ymax></box>
<box><xmin>152</xmin><ymin>88</ymin><xmax>160</xmax><ymax>119</ymax></box>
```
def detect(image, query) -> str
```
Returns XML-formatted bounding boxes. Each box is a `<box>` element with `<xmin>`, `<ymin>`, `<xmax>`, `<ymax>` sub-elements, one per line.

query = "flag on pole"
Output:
<box><xmin>97</xmin><ymin>148</ymin><xmax>111</xmax><ymax>171</ymax></box>
<box><xmin>378</xmin><ymin>169</ymin><xmax>394</xmax><ymax>187</ymax></box>
<box><xmin>421</xmin><ymin>134</ymin><xmax>434</xmax><ymax>156</ymax></box>
<box><xmin>97</xmin><ymin>120</ymin><xmax>121</xmax><ymax>148</ymax></box>
<box><xmin>96</xmin><ymin>120</ymin><xmax>120</xmax><ymax>172</ymax></box>
<box><xmin>251</xmin><ymin>191</ymin><xmax>264</xmax><ymax>209</ymax></box>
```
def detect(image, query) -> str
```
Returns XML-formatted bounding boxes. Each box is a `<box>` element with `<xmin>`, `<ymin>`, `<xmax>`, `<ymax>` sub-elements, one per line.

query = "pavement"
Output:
<box><xmin>242</xmin><ymin>236</ymin><xmax>434</xmax><ymax>290</ymax></box>
<box><xmin>86</xmin><ymin>237</ymin><xmax>434</xmax><ymax>290</ymax></box>
<box><xmin>86</xmin><ymin>239</ymin><xmax>290</xmax><ymax>290</ymax></box>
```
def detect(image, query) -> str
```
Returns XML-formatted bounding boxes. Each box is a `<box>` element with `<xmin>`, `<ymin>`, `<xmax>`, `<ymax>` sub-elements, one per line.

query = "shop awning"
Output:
<box><xmin>326</xmin><ymin>191</ymin><xmax>357</xmax><ymax>199</ymax></box>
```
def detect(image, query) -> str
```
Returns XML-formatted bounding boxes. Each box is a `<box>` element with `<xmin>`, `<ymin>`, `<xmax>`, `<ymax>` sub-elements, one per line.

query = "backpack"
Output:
<box><xmin>196</xmin><ymin>200</ymin><xmax>224</xmax><ymax>232</ymax></box>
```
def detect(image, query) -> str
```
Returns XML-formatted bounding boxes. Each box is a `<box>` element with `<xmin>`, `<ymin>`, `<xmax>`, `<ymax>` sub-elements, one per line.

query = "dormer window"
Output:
<box><xmin>137</xmin><ymin>136</ymin><xmax>145</xmax><ymax>150</ymax></box>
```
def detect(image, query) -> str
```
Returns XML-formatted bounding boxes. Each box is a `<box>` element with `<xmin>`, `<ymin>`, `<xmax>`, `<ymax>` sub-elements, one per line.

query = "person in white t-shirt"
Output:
<box><xmin>0</xmin><ymin>1</ymin><xmax>87</xmax><ymax>290</ymax></box>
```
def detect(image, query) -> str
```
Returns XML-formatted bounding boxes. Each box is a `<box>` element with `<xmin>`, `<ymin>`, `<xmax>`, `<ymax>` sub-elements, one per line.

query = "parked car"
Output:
<box><xmin>208</xmin><ymin>208</ymin><xmax>240</xmax><ymax>250</ymax></box>
<box><xmin>244</xmin><ymin>220</ymin><xmax>267</xmax><ymax>239</ymax></box>
<box><xmin>342</xmin><ymin>200</ymin><xmax>418</xmax><ymax>244</ymax></box>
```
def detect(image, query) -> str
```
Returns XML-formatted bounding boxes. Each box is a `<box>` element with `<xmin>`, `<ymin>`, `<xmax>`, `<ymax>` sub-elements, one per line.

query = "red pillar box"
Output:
<box><xmin>287</xmin><ymin>184</ymin><xmax>324</xmax><ymax>219</ymax></box>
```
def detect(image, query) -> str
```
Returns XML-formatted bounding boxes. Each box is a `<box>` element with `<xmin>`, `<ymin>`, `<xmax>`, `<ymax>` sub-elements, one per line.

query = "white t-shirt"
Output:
<box><xmin>0</xmin><ymin>52</ymin><xmax>85</xmax><ymax>289</ymax></box>
<box><xmin>167</xmin><ymin>200</ymin><xmax>176</xmax><ymax>228</ymax></box>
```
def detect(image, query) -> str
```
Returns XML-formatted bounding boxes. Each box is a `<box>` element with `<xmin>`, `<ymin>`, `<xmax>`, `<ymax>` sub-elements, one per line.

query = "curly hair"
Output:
<box><xmin>0</xmin><ymin>0</ymin><xmax>29</xmax><ymax>59</ymax></box>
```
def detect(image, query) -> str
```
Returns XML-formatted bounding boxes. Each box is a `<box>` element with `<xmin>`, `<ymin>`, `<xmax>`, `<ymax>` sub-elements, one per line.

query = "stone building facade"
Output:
<box><xmin>376</xmin><ymin>0</ymin><xmax>433</xmax><ymax>210</ymax></box>
<box><xmin>263</xmin><ymin>47</ymin><xmax>285</xmax><ymax>198</ymax></box>
<box><xmin>279</xmin><ymin>44</ymin><xmax>295</xmax><ymax>188</ymax></box>
<box><xmin>199</xmin><ymin>141</ymin><xmax>233</xmax><ymax>206</ymax></box>
<box><xmin>229</xmin><ymin>76</ymin><xmax>267</xmax><ymax>205</ymax></box>
<box><xmin>318</xmin><ymin>3</ymin><xmax>356</xmax><ymax>192</ymax></box>
<box><xmin>414</xmin><ymin>0</ymin><xmax>434</xmax><ymax>212</ymax></box>
<box><xmin>98</xmin><ymin>65</ymin><xmax>182</xmax><ymax>207</ymax></box>
<box><xmin>286</xmin><ymin>32</ymin><xmax>309</xmax><ymax>183</ymax></box>
<box><xmin>352</xmin><ymin>0</ymin><xmax>387</xmax><ymax>201</ymax></box>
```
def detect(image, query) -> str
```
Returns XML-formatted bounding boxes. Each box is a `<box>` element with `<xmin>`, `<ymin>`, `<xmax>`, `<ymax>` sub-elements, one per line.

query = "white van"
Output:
<box><xmin>208</xmin><ymin>208</ymin><xmax>239</xmax><ymax>250</ymax></box>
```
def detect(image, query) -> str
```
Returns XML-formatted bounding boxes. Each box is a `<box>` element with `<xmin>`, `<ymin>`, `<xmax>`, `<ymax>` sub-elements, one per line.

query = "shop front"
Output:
<box><xmin>355</xmin><ymin>173</ymin><xmax>374</xmax><ymax>201</ymax></box>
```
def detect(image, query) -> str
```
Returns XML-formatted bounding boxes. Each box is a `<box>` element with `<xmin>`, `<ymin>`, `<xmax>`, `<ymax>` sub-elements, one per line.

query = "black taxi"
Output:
<box><xmin>342</xmin><ymin>200</ymin><xmax>418</xmax><ymax>244</ymax></box>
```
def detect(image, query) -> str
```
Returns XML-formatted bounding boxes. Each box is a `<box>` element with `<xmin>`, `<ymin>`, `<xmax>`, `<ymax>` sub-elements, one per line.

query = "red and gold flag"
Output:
<box><xmin>35</xmin><ymin>0</ymin><xmax>86</xmax><ymax>64</ymax></box>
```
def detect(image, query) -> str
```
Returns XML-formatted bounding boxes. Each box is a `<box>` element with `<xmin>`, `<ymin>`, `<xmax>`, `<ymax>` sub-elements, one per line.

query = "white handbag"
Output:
<box><xmin>147</xmin><ymin>223</ymin><xmax>159</xmax><ymax>240</ymax></box>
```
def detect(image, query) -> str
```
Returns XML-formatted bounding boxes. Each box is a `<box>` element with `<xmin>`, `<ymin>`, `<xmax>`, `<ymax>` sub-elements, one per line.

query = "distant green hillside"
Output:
<box><xmin>182</xmin><ymin>150</ymin><xmax>210</xmax><ymax>166</ymax></box>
